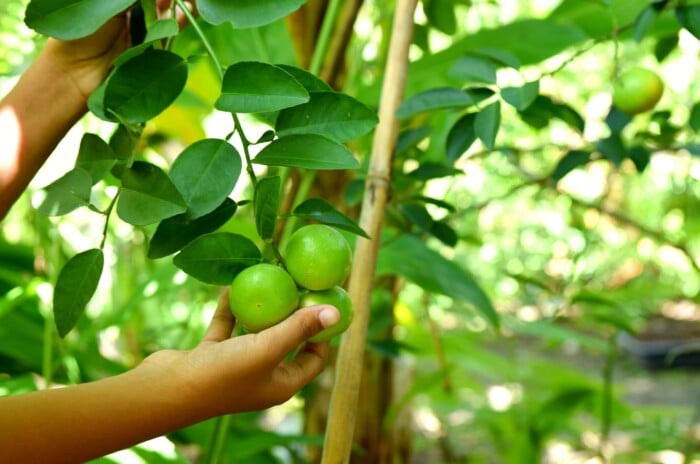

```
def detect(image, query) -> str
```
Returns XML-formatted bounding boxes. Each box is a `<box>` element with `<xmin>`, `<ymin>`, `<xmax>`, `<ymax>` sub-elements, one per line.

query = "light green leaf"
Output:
<box><xmin>254</xmin><ymin>134</ymin><xmax>360</xmax><ymax>170</ymax></box>
<box><xmin>474</xmin><ymin>101</ymin><xmax>501</xmax><ymax>150</ymax></box>
<box><xmin>197</xmin><ymin>0</ymin><xmax>305</xmax><ymax>28</ymax></box>
<box><xmin>449</xmin><ymin>55</ymin><xmax>498</xmax><ymax>84</ymax></box>
<box><xmin>254</xmin><ymin>176</ymin><xmax>281</xmax><ymax>242</ymax></box>
<box><xmin>24</xmin><ymin>0</ymin><xmax>135</xmax><ymax>40</ymax></box>
<box><xmin>54</xmin><ymin>249</ymin><xmax>104</xmax><ymax>337</ymax></box>
<box><xmin>75</xmin><ymin>133</ymin><xmax>118</xmax><ymax>184</ymax></box>
<box><xmin>275</xmin><ymin>64</ymin><xmax>332</xmax><ymax>92</ymax></box>
<box><xmin>144</xmin><ymin>18</ymin><xmax>179</xmax><ymax>43</ymax></box>
<box><xmin>501</xmin><ymin>80</ymin><xmax>540</xmax><ymax>111</ymax></box>
<box><xmin>216</xmin><ymin>61</ymin><xmax>309</xmax><ymax>113</ymax></box>
<box><xmin>33</xmin><ymin>168</ymin><xmax>93</xmax><ymax>216</ymax></box>
<box><xmin>396</xmin><ymin>87</ymin><xmax>482</xmax><ymax>119</ymax></box>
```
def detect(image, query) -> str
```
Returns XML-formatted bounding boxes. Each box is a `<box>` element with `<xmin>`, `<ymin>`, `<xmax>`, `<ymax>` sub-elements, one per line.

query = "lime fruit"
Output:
<box><xmin>612</xmin><ymin>67</ymin><xmax>663</xmax><ymax>115</ymax></box>
<box><xmin>228</xmin><ymin>263</ymin><xmax>299</xmax><ymax>333</ymax></box>
<box><xmin>300</xmin><ymin>286</ymin><xmax>354</xmax><ymax>342</ymax></box>
<box><xmin>283</xmin><ymin>224</ymin><xmax>352</xmax><ymax>291</ymax></box>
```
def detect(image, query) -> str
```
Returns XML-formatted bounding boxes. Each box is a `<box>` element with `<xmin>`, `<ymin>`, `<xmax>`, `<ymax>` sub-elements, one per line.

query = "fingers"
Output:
<box><xmin>266</xmin><ymin>341</ymin><xmax>330</xmax><ymax>403</ymax></box>
<box><xmin>201</xmin><ymin>289</ymin><xmax>235</xmax><ymax>342</ymax></box>
<box><xmin>254</xmin><ymin>305</ymin><xmax>340</xmax><ymax>366</ymax></box>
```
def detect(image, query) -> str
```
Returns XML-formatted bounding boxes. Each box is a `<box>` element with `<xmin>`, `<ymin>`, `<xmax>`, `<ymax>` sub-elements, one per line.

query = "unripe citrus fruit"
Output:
<box><xmin>283</xmin><ymin>224</ymin><xmax>352</xmax><ymax>291</ymax></box>
<box><xmin>300</xmin><ymin>286</ymin><xmax>354</xmax><ymax>342</ymax></box>
<box><xmin>228</xmin><ymin>263</ymin><xmax>299</xmax><ymax>333</ymax></box>
<box><xmin>612</xmin><ymin>67</ymin><xmax>663</xmax><ymax>115</ymax></box>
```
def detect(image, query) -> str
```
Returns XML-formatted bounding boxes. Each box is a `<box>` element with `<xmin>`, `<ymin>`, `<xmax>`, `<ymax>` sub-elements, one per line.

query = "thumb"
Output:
<box><xmin>254</xmin><ymin>305</ymin><xmax>340</xmax><ymax>365</ymax></box>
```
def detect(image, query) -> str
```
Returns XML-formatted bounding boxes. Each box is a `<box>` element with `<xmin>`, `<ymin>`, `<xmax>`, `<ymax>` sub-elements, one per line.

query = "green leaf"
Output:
<box><xmin>396</xmin><ymin>87</ymin><xmax>483</xmax><ymax>118</ymax></box>
<box><xmin>595</xmin><ymin>134</ymin><xmax>626</xmax><ymax>167</ymax></box>
<box><xmin>254</xmin><ymin>176</ymin><xmax>281</xmax><ymax>242</ymax></box>
<box><xmin>103</xmin><ymin>48</ymin><xmax>188</xmax><ymax>124</ymax></box>
<box><xmin>398</xmin><ymin>203</ymin><xmax>434</xmax><ymax>233</ymax></box>
<box><xmin>551</xmin><ymin>150</ymin><xmax>591</xmax><ymax>182</ymax></box>
<box><xmin>605</xmin><ymin>106</ymin><xmax>632</xmax><ymax>134</ymax></box>
<box><xmin>501</xmin><ymin>80</ymin><xmax>539</xmax><ymax>111</ymax></box>
<box><xmin>474</xmin><ymin>101</ymin><xmax>501</xmax><ymax>150</ymax></box>
<box><xmin>634</xmin><ymin>6</ymin><xmax>659</xmax><ymax>43</ymax></box>
<box><xmin>197</xmin><ymin>0</ymin><xmax>305</xmax><ymax>28</ymax></box>
<box><xmin>520</xmin><ymin>95</ymin><xmax>584</xmax><ymax>133</ymax></box>
<box><xmin>628</xmin><ymin>145</ymin><xmax>651</xmax><ymax>172</ymax></box>
<box><xmin>53</xmin><ymin>249</ymin><xmax>104</xmax><ymax>338</ymax></box>
<box><xmin>471</xmin><ymin>47</ymin><xmax>521</xmax><ymax>69</ymax></box>
<box><xmin>117</xmin><ymin>161</ymin><xmax>187</xmax><ymax>226</ymax></box>
<box><xmin>254</xmin><ymin>134</ymin><xmax>360</xmax><ymax>170</ymax></box>
<box><xmin>276</xmin><ymin>91</ymin><xmax>378</xmax><ymax>142</ymax></box>
<box><xmin>292</xmin><ymin>198</ymin><xmax>370</xmax><ymax>238</ymax></box>
<box><xmin>216</xmin><ymin>61</ymin><xmax>309</xmax><ymax>113</ymax></box>
<box><xmin>33</xmin><ymin>168</ymin><xmax>93</xmax><ymax>216</ymax></box>
<box><xmin>377</xmin><ymin>234</ymin><xmax>498</xmax><ymax>328</ymax></box>
<box><xmin>446</xmin><ymin>113</ymin><xmax>477</xmax><ymax>163</ymax></box>
<box><xmin>676</xmin><ymin>5</ymin><xmax>700</xmax><ymax>41</ymax></box>
<box><xmin>449</xmin><ymin>55</ymin><xmax>498</xmax><ymax>84</ymax></box>
<box><xmin>654</xmin><ymin>35</ymin><xmax>678</xmax><ymax>62</ymax></box>
<box><xmin>173</xmin><ymin>233</ymin><xmax>262</xmax><ymax>285</ymax></box>
<box><xmin>24</xmin><ymin>0</ymin><xmax>135</xmax><ymax>40</ymax></box>
<box><xmin>396</xmin><ymin>126</ymin><xmax>431</xmax><ymax>156</ymax></box>
<box><xmin>276</xmin><ymin>64</ymin><xmax>332</xmax><ymax>92</ymax></box>
<box><xmin>690</xmin><ymin>102</ymin><xmax>700</xmax><ymax>132</ymax></box>
<box><xmin>148</xmin><ymin>198</ymin><xmax>237</xmax><ymax>259</ymax></box>
<box><xmin>423</xmin><ymin>0</ymin><xmax>456</xmax><ymax>34</ymax></box>
<box><xmin>75</xmin><ymin>133</ymin><xmax>118</xmax><ymax>184</ymax></box>
<box><xmin>405</xmin><ymin>162</ymin><xmax>461</xmax><ymax>180</ymax></box>
<box><xmin>430</xmin><ymin>221</ymin><xmax>458</xmax><ymax>247</ymax></box>
<box><xmin>169</xmin><ymin>139</ymin><xmax>241</xmax><ymax>219</ymax></box>
<box><xmin>143</xmin><ymin>18</ymin><xmax>179</xmax><ymax>43</ymax></box>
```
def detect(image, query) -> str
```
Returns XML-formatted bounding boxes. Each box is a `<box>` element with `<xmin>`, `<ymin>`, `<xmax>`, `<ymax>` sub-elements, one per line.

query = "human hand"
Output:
<box><xmin>140</xmin><ymin>290</ymin><xmax>340</xmax><ymax>417</ymax></box>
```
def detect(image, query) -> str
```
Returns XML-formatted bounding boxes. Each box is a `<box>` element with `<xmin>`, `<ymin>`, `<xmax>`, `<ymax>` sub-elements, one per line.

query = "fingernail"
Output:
<box><xmin>319</xmin><ymin>306</ymin><xmax>340</xmax><ymax>328</ymax></box>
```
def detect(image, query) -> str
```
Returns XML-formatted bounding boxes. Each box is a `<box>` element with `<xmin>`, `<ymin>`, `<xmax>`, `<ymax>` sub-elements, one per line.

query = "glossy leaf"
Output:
<box><xmin>216</xmin><ymin>61</ymin><xmax>309</xmax><ymax>113</ymax></box>
<box><xmin>254</xmin><ymin>176</ymin><xmax>281</xmax><ymax>241</ymax></box>
<box><xmin>396</xmin><ymin>87</ymin><xmax>481</xmax><ymax>118</ymax></box>
<box><xmin>377</xmin><ymin>234</ymin><xmax>498</xmax><ymax>328</ymax></box>
<box><xmin>292</xmin><ymin>198</ymin><xmax>370</xmax><ymax>238</ymax></box>
<box><xmin>103</xmin><ymin>48</ymin><xmax>188</xmax><ymax>124</ymax></box>
<box><xmin>148</xmin><ymin>198</ymin><xmax>237</xmax><ymax>259</ymax></box>
<box><xmin>173</xmin><ymin>233</ymin><xmax>262</xmax><ymax>285</ymax></box>
<box><xmin>169</xmin><ymin>139</ymin><xmax>241</xmax><ymax>219</ymax></box>
<box><xmin>254</xmin><ymin>134</ymin><xmax>360</xmax><ymax>170</ymax></box>
<box><xmin>430</xmin><ymin>221</ymin><xmax>458</xmax><ymax>247</ymax></box>
<box><xmin>551</xmin><ymin>150</ymin><xmax>591</xmax><ymax>182</ymax></box>
<box><xmin>474</xmin><ymin>101</ymin><xmax>501</xmax><ymax>150</ymax></box>
<box><xmin>117</xmin><ymin>161</ymin><xmax>187</xmax><ymax>226</ymax></box>
<box><xmin>53</xmin><ymin>249</ymin><xmax>104</xmax><ymax>337</ymax></box>
<box><xmin>24</xmin><ymin>0</ymin><xmax>134</xmax><ymax>40</ymax></box>
<box><xmin>446</xmin><ymin>113</ymin><xmax>477</xmax><ymax>163</ymax></box>
<box><xmin>501</xmin><ymin>80</ymin><xmax>539</xmax><ymax>111</ymax></box>
<box><xmin>34</xmin><ymin>168</ymin><xmax>93</xmax><ymax>216</ymax></box>
<box><xmin>449</xmin><ymin>55</ymin><xmax>498</xmax><ymax>84</ymax></box>
<box><xmin>144</xmin><ymin>18</ymin><xmax>179</xmax><ymax>42</ymax></box>
<box><xmin>276</xmin><ymin>64</ymin><xmax>332</xmax><ymax>92</ymax></box>
<box><xmin>197</xmin><ymin>0</ymin><xmax>305</xmax><ymax>28</ymax></box>
<box><xmin>276</xmin><ymin>91</ymin><xmax>378</xmax><ymax>142</ymax></box>
<box><xmin>75</xmin><ymin>133</ymin><xmax>118</xmax><ymax>184</ymax></box>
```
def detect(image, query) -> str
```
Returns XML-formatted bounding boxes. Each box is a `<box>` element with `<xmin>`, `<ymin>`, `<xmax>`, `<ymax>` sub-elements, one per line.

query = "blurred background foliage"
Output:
<box><xmin>2</xmin><ymin>0</ymin><xmax>700</xmax><ymax>463</ymax></box>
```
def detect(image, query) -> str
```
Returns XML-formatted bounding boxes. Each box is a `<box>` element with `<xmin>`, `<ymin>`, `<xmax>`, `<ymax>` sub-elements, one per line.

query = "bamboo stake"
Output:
<box><xmin>320</xmin><ymin>1</ymin><xmax>417</xmax><ymax>463</ymax></box>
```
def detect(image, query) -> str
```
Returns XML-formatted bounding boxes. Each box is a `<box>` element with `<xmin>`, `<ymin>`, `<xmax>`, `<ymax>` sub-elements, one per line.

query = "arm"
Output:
<box><xmin>0</xmin><ymin>295</ymin><xmax>340</xmax><ymax>464</ymax></box>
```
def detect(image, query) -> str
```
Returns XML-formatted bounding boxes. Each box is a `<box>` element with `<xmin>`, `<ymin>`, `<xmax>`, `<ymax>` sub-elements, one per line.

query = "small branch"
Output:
<box><xmin>99</xmin><ymin>192</ymin><xmax>119</xmax><ymax>250</ymax></box>
<box><xmin>599</xmin><ymin>332</ymin><xmax>618</xmax><ymax>463</ymax></box>
<box><xmin>175</xmin><ymin>0</ymin><xmax>223</xmax><ymax>79</ymax></box>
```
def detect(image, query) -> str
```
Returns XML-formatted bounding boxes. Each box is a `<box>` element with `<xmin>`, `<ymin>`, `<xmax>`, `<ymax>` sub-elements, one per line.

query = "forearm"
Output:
<box><xmin>0</xmin><ymin>43</ymin><xmax>90</xmax><ymax>220</ymax></box>
<box><xmin>0</xmin><ymin>361</ymin><xmax>205</xmax><ymax>464</ymax></box>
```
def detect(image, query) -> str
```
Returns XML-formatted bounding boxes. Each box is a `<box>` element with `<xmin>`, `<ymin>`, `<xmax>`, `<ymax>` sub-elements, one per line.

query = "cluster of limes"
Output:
<box><xmin>228</xmin><ymin>224</ymin><xmax>354</xmax><ymax>342</ymax></box>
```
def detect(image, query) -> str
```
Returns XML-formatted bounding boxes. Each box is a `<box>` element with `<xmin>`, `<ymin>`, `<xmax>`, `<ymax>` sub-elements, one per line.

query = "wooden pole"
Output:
<box><xmin>320</xmin><ymin>1</ymin><xmax>417</xmax><ymax>463</ymax></box>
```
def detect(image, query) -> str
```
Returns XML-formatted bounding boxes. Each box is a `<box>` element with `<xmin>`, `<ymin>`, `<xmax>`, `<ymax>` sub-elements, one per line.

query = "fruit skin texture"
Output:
<box><xmin>612</xmin><ymin>67</ymin><xmax>664</xmax><ymax>115</ymax></box>
<box><xmin>228</xmin><ymin>263</ymin><xmax>299</xmax><ymax>333</ymax></box>
<box><xmin>300</xmin><ymin>286</ymin><xmax>354</xmax><ymax>343</ymax></box>
<box><xmin>283</xmin><ymin>224</ymin><xmax>352</xmax><ymax>291</ymax></box>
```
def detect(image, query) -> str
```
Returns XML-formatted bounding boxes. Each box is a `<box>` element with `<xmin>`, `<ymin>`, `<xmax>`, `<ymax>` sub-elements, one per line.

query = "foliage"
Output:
<box><xmin>2</xmin><ymin>0</ymin><xmax>700</xmax><ymax>463</ymax></box>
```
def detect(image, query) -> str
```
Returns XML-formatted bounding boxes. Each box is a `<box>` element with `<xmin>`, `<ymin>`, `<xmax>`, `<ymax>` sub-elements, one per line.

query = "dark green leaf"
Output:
<box><xmin>471</xmin><ymin>47</ymin><xmax>520</xmax><ymax>69</ymax></box>
<box><xmin>690</xmin><ymin>102</ymin><xmax>700</xmax><ymax>132</ymax></box>
<box><xmin>254</xmin><ymin>134</ymin><xmax>360</xmax><ymax>170</ymax></box>
<box><xmin>396</xmin><ymin>126</ymin><xmax>432</xmax><ymax>156</ymax></box>
<box><xmin>109</xmin><ymin>125</ymin><xmax>138</xmax><ymax>161</ymax></box>
<box><xmin>446</xmin><ymin>113</ymin><xmax>477</xmax><ymax>163</ymax></box>
<box><xmin>24</xmin><ymin>0</ymin><xmax>135</xmax><ymax>40</ymax></box>
<box><xmin>117</xmin><ymin>161</ymin><xmax>187</xmax><ymax>226</ymax></box>
<box><xmin>216</xmin><ymin>61</ymin><xmax>309</xmax><ymax>113</ymax></box>
<box><xmin>634</xmin><ymin>6</ymin><xmax>659</xmax><ymax>42</ymax></box>
<box><xmin>676</xmin><ymin>5</ymin><xmax>700</xmax><ymax>41</ymax></box>
<box><xmin>654</xmin><ymin>34</ymin><xmax>678</xmax><ymax>62</ymax></box>
<box><xmin>405</xmin><ymin>162</ymin><xmax>462</xmax><ymax>180</ymax></box>
<box><xmin>408</xmin><ymin>195</ymin><xmax>456</xmax><ymax>212</ymax></box>
<box><xmin>75</xmin><ymin>133</ymin><xmax>117</xmax><ymax>184</ymax></box>
<box><xmin>430</xmin><ymin>221</ymin><xmax>458</xmax><ymax>247</ymax></box>
<box><xmin>276</xmin><ymin>91</ymin><xmax>378</xmax><ymax>142</ymax></box>
<box><xmin>605</xmin><ymin>106</ymin><xmax>632</xmax><ymax>134</ymax></box>
<box><xmin>474</xmin><ymin>101</ymin><xmax>501</xmax><ymax>150</ymax></box>
<box><xmin>53</xmin><ymin>249</ymin><xmax>104</xmax><ymax>337</ymax></box>
<box><xmin>173</xmin><ymin>233</ymin><xmax>262</xmax><ymax>285</ymax></box>
<box><xmin>628</xmin><ymin>145</ymin><xmax>651</xmax><ymax>172</ymax></box>
<box><xmin>34</xmin><ymin>168</ymin><xmax>92</xmax><ymax>216</ymax></box>
<box><xmin>377</xmin><ymin>234</ymin><xmax>498</xmax><ymax>328</ymax></box>
<box><xmin>275</xmin><ymin>64</ymin><xmax>332</xmax><ymax>92</ymax></box>
<box><xmin>396</xmin><ymin>87</ymin><xmax>480</xmax><ymax>118</ymax></box>
<box><xmin>169</xmin><ymin>139</ymin><xmax>241</xmax><ymax>219</ymax></box>
<box><xmin>103</xmin><ymin>48</ymin><xmax>188</xmax><ymax>124</ymax></box>
<box><xmin>197</xmin><ymin>0</ymin><xmax>305</xmax><ymax>28</ymax></box>
<box><xmin>254</xmin><ymin>176</ymin><xmax>281</xmax><ymax>241</ymax></box>
<box><xmin>501</xmin><ymin>80</ymin><xmax>539</xmax><ymax>111</ymax></box>
<box><xmin>520</xmin><ymin>95</ymin><xmax>584</xmax><ymax>133</ymax></box>
<box><xmin>449</xmin><ymin>55</ymin><xmax>498</xmax><ymax>84</ymax></box>
<box><xmin>551</xmin><ymin>150</ymin><xmax>591</xmax><ymax>182</ymax></box>
<box><xmin>596</xmin><ymin>134</ymin><xmax>626</xmax><ymax>167</ymax></box>
<box><xmin>398</xmin><ymin>203</ymin><xmax>434</xmax><ymax>233</ymax></box>
<box><xmin>292</xmin><ymin>198</ymin><xmax>369</xmax><ymax>238</ymax></box>
<box><xmin>148</xmin><ymin>198</ymin><xmax>237</xmax><ymax>259</ymax></box>
<box><xmin>423</xmin><ymin>0</ymin><xmax>456</xmax><ymax>34</ymax></box>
